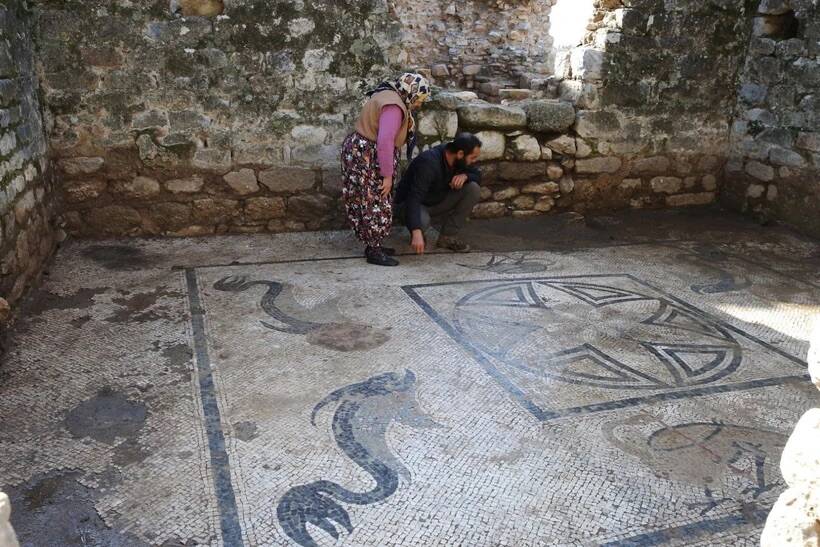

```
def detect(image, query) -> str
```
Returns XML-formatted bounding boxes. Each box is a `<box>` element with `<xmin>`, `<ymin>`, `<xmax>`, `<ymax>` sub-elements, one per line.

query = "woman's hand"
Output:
<box><xmin>380</xmin><ymin>176</ymin><xmax>393</xmax><ymax>198</ymax></box>
<box><xmin>411</xmin><ymin>229</ymin><xmax>425</xmax><ymax>255</ymax></box>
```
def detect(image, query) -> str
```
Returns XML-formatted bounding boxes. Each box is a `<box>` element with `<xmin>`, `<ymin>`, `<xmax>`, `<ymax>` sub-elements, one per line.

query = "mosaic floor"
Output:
<box><xmin>1</xmin><ymin>210</ymin><xmax>819</xmax><ymax>546</ymax></box>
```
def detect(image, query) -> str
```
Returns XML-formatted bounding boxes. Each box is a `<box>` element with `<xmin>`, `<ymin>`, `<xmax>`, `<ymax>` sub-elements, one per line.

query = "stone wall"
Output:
<box><xmin>0</xmin><ymin>0</ymin><xmax>57</xmax><ymax>319</ymax></box>
<box><xmin>723</xmin><ymin>0</ymin><xmax>820</xmax><ymax>237</ymax></box>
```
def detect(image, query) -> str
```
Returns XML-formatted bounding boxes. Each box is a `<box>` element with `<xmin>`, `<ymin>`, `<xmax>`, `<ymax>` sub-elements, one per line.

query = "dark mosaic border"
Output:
<box><xmin>402</xmin><ymin>274</ymin><xmax>809</xmax><ymax>422</ymax></box>
<box><xmin>184</xmin><ymin>269</ymin><xmax>245</xmax><ymax>547</ymax></box>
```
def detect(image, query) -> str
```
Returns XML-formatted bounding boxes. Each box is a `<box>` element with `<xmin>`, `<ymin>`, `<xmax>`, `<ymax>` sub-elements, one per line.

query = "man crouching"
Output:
<box><xmin>395</xmin><ymin>133</ymin><xmax>483</xmax><ymax>254</ymax></box>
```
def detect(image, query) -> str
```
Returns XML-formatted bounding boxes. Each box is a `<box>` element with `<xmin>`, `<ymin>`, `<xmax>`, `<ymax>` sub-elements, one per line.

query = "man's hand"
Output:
<box><xmin>450</xmin><ymin>174</ymin><xmax>468</xmax><ymax>190</ymax></box>
<box><xmin>380</xmin><ymin>176</ymin><xmax>393</xmax><ymax>198</ymax></box>
<box><xmin>410</xmin><ymin>229</ymin><xmax>425</xmax><ymax>255</ymax></box>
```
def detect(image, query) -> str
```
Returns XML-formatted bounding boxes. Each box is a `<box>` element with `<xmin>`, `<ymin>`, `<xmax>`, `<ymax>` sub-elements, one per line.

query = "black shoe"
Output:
<box><xmin>365</xmin><ymin>247</ymin><xmax>399</xmax><ymax>267</ymax></box>
<box><xmin>365</xmin><ymin>245</ymin><xmax>395</xmax><ymax>256</ymax></box>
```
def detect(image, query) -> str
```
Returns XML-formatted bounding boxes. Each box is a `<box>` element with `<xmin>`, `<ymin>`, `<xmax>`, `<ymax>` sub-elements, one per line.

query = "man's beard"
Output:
<box><xmin>454</xmin><ymin>158</ymin><xmax>467</xmax><ymax>171</ymax></box>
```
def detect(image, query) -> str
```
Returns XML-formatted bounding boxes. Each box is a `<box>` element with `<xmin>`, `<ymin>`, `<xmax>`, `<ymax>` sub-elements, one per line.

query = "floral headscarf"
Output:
<box><xmin>366</xmin><ymin>73</ymin><xmax>431</xmax><ymax>159</ymax></box>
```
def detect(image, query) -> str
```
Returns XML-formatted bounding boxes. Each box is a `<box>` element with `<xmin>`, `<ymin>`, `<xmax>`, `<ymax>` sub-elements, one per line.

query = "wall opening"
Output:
<box><xmin>549</xmin><ymin>0</ymin><xmax>595</xmax><ymax>55</ymax></box>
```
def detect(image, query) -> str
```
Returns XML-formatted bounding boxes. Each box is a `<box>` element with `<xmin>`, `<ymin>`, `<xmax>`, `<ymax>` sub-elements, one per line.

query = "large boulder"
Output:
<box><xmin>761</xmin><ymin>482</ymin><xmax>820</xmax><ymax>547</ymax></box>
<box><xmin>523</xmin><ymin>100</ymin><xmax>576</xmax><ymax>133</ymax></box>
<box><xmin>0</xmin><ymin>493</ymin><xmax>19</xmax><ymax>547</ymax></box>
<box><xmin>457</xmin><ymin>104</ymin><xmax>527</xmax><ymax>131</ymax></box>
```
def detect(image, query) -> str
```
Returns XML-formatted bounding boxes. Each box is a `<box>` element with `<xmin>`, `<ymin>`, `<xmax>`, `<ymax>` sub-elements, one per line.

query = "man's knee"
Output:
<box><xmin>462</xmin><ymin>181</ymin><xmax>481</xmax><ymax>204</ymax></box>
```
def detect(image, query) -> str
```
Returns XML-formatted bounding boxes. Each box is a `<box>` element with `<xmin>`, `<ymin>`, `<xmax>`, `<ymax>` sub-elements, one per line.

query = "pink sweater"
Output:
<box><xmin>376</xmin><ymin>105</ymin><xmax>404</xmax><ymax>178</ymax></box>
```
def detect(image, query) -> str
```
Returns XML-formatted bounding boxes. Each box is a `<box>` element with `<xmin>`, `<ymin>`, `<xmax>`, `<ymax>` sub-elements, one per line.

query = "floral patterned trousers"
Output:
<box><xmin>340</xmin><ymin>132</ymin><xmax>399</xmax><ymax>248</ymax></box>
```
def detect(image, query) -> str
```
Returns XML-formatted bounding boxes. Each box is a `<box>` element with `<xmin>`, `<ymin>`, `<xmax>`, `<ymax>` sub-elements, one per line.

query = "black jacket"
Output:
<box><xmin>395</xmin><ymin>144</ymin><xmax>481</xmax><ymax>231</ymax></box>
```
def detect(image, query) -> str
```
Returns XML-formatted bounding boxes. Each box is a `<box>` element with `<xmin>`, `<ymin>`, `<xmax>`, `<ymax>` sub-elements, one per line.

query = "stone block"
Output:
<box><xmin>193</xmin><ymin>198</ymin><xmax>239</xmax><ymax>223</ymax></box>
<box><xmin>796</xmin><ymin>133</ymin><xmax>820</xmax><ymax>153</ymax></box>
<box><xmin>145</xmin><ymin>202</ymin><xmax>192</xmax><ymax>231</ymax></box>
<box><xmin>131</xmin><ymin>110</ymin><xmax>168</xmax><ymax>130</ymax></box>
<box><xmin>534</xmin><ymin>197</ymin><xmax>555</xmax><ymax>212</ymax></box>
<box><xmin>745</xmin><ymin>160</ymin><xmax>775</xmax><ymax>181</ymax></box>
<box><xmin>650</xmin><ymin>176</ymin><xmax>683</xmax><ymax>194</ymax></box>
<box><xmin>58</xmin><ymin>157</ymin><xmax>104</xmax><ymax>176</ymax></box>
<box><xmin>702</xmin><ymin>175</ymin><xmax>717</xmax><ymax>191</ymax></box>
<box><xmin>499</xmin><ymin>89</ymin><xmax>534</xmax><ymax>101</ymax></box>
<box><xmin>224</xmin><ymin>169</ymin><xmax>259</xmax><ymax>195</ymax></box>
<box><xmin>418</xmin><ymin>111</ymin><xmax>458</xmax><ymax>139</ymax></box>
<box><xmin>575</xmin><ymin>110</ymin><xmax>621</xmax><ymax>140</ymax></box>
<box><xmin>559</xmin><ymin>175</ymin><xmax>575</xmax><ymax>194</ymax></box>
<box><xmin>522</xmin><ymin>182</ymin><xmax>559</xmax><ymax>195</ymax></box>
<box><xmin>13</xmin><ymin>191</ymin><xmax>35</xmax><ymax>225</ymax></box>
<box><xmin>290</xmin><ymin>125</ymin><xmax>328</xmax><ymax>146</ymax></box>
<box><xmin>770</xmin><ymin>147</ymin><xmax>807</xmax><ymax>168</ymax></box>
<box><xmin>631</xmin><ymin>156</ymin><xmax>670</xmax><ymax>175</ymax></box>
<box><xmin>570</xmin><ymin>47</ymin><xmax>605</xmax><ymax>80</ymax></box>
<box><xmin>166</xmin><ymin>176</ymin><xmax>204</xmax><ymax>194</ymax></box>
<box><xmin>576</xmin><ymin>157</ymin><xmax>622</xmax><ymax>174</ymax></box>
<box><xmin>288</xmin><ymin>194</ymin><xmax>334</xmax><ymax>219</ymax></box>
<box><xmin>498</xmin><ymin>162</ymin><xmax>546</xmax><ymax>181</ymax></box>
<box><xmin>747</xmin><ymin>184</ymin><xmax>767</xmax><ymax>198</ymax></box>
<box><xmin>291</xmin><ymin>144</ymin><xmax>338</xmax><ymax>168</ymax></box>
<box><xmin>431</xmin><ymin>64</ymin><xmax>449</xmax><ymax>77</ymax></box>
<box><xmin>546</xmin><ymin>136</ymin><xmax>577</xmax><ymax>157</ymax></box>
<box><xmin>493</xmin><ymin>187</ymin><xmax>520</xmax><ymax>201</ymax></box>
<box><xmin>665</xmin><ymin>192</ymin><xmax>715</xmax><ymax>207</ymax></box>
<box><xmin>259</xmin><ymin>167</ymin><xmax>316</xmax><ymax>193</ymax></box>
<box><xmin>245</xmin><ymin>197</ymin><xmax>286</xmax><ymax>220</ymax></box>
<box><xmin>512</xmin><ymin>195</ymin><xmax>535</xmax><ymax>210</ymax></box>
<box><xmin>475</xmin><ymin>131</ymin><xmax>505</xmax><ymax>161</ymax></box>
<box><xmin>558</xmin><ymin>80</ymin><xmax>599</xmax><ymax>109</ymax></box>
<box><xmin>523</xmin><ymin>100</ymin><xmax>576</xmax><ymax>133</ymax></box>
<box><xmin>113</xmin><ymin>176</ymin><xmax>161</xmax><ymax>199</ymax></box>
<box><xmin>193</xmin><ymin>149</ymin><xmax>232</xmax><ymax>174</ymax></box>
<box><xmin>85</xmin><ymin>205</ymin><xmax>142</xmax><ymax>234</ymax></box>
<box><xmin>510</xmin><ymin>135</ymin><xmax>541</xmax><ymax>161</ymax></box>
<box><xmin>428</xmin><ymin>91</ymin><xmax>479</xmax><ymax>111</ymax></box>
<box><xmin>64</xmin><ymin>179</ymin><xmax>107</xmax><ymax>203</ymax></box>
<box><xmin>758</xmin><ymin>0</ymin><xmax>791</xmax><ymax>15</ymax></box>
<box><xmin>512</xmin><ymin>210</ymin><xmax>540</xmax><ymax>219</ymax></box>
<box><xmin>547</xmin><ymin>164</ymin><xmax>564</xmax><ymax>181</ymax></box>
<box><xmin>471</xmin><ymin>202</ymin><xmax>507</xmax><ymax>218</ymax></box>
<box><xmin>457</xmin><ymin>104</ymin><xmax>527</xmax><ymax>130</ymax></box>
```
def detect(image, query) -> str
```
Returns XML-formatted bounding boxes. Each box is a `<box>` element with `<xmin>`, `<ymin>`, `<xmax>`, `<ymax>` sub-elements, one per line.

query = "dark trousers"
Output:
<box><xmin>411</xmin><ymin>181</ymin><xmax>482</xmax><ymax>237</ymax></box>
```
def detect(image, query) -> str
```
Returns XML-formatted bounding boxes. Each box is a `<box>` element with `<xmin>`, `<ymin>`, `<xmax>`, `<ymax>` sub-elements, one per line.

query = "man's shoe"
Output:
<box><xmin>365</xmin><ymin>246</ymin><xmax>395</xmax><ymax>256</ymax></box>
<box><xmin>365</xmin><ymin>247</ymin><xmax>399</xmax><ymax>266</ymax></box>
<box><xmin>437</xmin><ymin>236</ymin><xmax>471</xmax><ymax>252</ymax></box>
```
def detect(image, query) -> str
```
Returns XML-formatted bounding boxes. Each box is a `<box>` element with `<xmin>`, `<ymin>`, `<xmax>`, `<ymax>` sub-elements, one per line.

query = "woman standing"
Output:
<box><xmin>341</xmin><ymin>73</ymin><xmax>431</xmax><ymax>266</ymax></box>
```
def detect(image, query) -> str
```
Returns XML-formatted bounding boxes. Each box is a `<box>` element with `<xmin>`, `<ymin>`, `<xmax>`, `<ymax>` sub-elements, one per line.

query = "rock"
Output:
<box><xmin>761</xmin><ymin>482</ymin><xmax>820</xmax><ymax>547</ymax></box>
<box><xmin>512</xmin><ymin>210</ymin><xmax>540</xmax><ymax>218</ymax></box>
<box><xmin>796</xmin><ymin>132</ymin><xmax>820</xmax><ymax>153</ymax></box>
<box><xmin>145</xmin><ymin>202</ymin><xmax>192</xmax><ymax>231</ymax></box>
<box><xmin>620</xmin><ymin>179</ymin><xmax>642</xmax><ymax>190</ymax></box>
<box><xmin>739</xmin><ymin>83</ymin><xmax>768</xmax><ymax>104</ymax></box>
<box><xmin>747</xmin><ymin>183</ymin><xmax>767</xmax><ymax>198</ymax></box>
<box><xmin>499</xmin><ymin>89</ymin><xmax>534</xmax><ymax>101</ymax></box>
<box><xmin>510</xmin><ymin>135</ymin><xmax>541</xmax><ymax>161</ymax></box>
<box><xmin>85</xmin><ymin>205</ymin><xmax>142</xmax><ymax>234</ymax></box>
<box><xmin>522</xmin><ymin>182</ymin><xmax>559</xmax><ymax>195</ymax></box>
<box><xmin>758</xmin><ymin>0</ymin><xmax>791</xmax><ymax>16</ymax></box>
<box><xmin>193</xmin><ymin>148</ymin><xmax>232</xmax><ymax>174</ymax></box>
<box><xmin>288</xmin><ymin>194</ymin><xmax>334</xmax><ymax>219</ymax></box>
<box><xmin>58</xmin><ymin>156</ymin><xmax>104</xmax><ymax>176</ymax></box>
<box><xmin>471</xmin><ymin>202</ymin><xmax>507</xmax><ymax>218</ymax></box>
<box><xmin>479</xmin><ymin>187</ymin><xmax>492</xmax><ymax>200</ymax></box>
<box><xmin>131</xmin><ymin>110</ymin><xmax>168</xmax><ymax>130</ymax></box>
<box><xmin>745</xmin><ymin>160</ymin><xmax>775</xmax><ymax>181</ymax></box>
<box><xmin>166</xmin><ymin>175</ymin><xmax>204</xmax><ymax>194</ymax></box>
<box><xmin>702</xmin><ymin>175</ymin><xmax>717</xmax><ymax>191</ymax></box>
<box><xmin>113</xmin><ymin>176</ymin><xmax>160</xmax><ymax>199</ymax></box>
<box><xmin>576</xmin><ymin>157</ymin><xmax>622</xmax><ymax>174</ymax></box>
<box><xmin>193</xmin><ymin>198</ymin><xmax>239</xmax><ymax>223</ymax></box>
<box><xmin>558</xmin><ymin>80</ymin><xmax>599</xmax><ymax>109</ymax></box>
<box><xmin>698</xmin><ymin>156</ymin><xmax>720</xmax><ymax>171</ymax></box>
<box><xmin>523</xmin><ymin>100</ymin><xmax>576</xmax><ymax>133</ymax></box>
<box><xmin>576</xmin><ymin>139</ymin><xmax>593</xmax><ymax>158</ymax></box>
<box><xmin>417</xmin><ymin>110</ymin><xmax>459</xmax><ymax>139</ymax></box>
<box><xmin>534</xmin><ymin>197</ymin><xmax>555</xmax><ymax>212</ymax></box>
<box><xmin>174</xmin><ymin>0</ymin><xmax>225</xmax><ymax>17</ymax></box>
<box><xmin>463</xmin><ymin>65</ymin><xmax>482</xmax><ymax>76</ymax></box>
<box><xmin>457</xmin><ymin>104</ymin><xmax>527</xmax><ymax>130</ymax></box>
<box><xmin>631</xmin><ymin>156</ymin><xmax>671</xmax><ymax>175</ymax></box>
<box><xmin>475</xmin><ymin>131</ymin><xmax>505</xmax><ymax>161</ymax></box>
<box><xmin>780</xmin><ymin>409</ymin><xmax>820</xmax><ymax>487</ymax></box>
<box><xmin>810</xmin><ymin>321</ymin><xmax>820</xmax><ymax>390</ymax></box>
<box><xmin>767</xmin><ymin>184</ymin><xmax>779</xmax><ymax>200</ymax></box>
<box><xmin>570</xmin><ymin>47</ymin><xmax>605</xmax><ymax>80</ymax></box>
<box><xmin>431</xmin><ymin>64</ymin><xmax>449</xmax><ymax>77</ymax></box>
<box><xmin>224</xmin><ymin>169</ymin><xmax>259</xmax><ymax>195</ymax></box>
<box><xmin>559</xmin><ymin>175</ymin><xmax>575</xmax><ymax>194</ymax></box>
<box><xmin>64</xmin><ymin>179</ymin><xmax>107</xmax><ymax>203</ymax></box>
<box><xmin>245</xmin><ymin>197</ymin><xmax>286</xmax><ymax>220</ymax></box>
<box><xmin>290</xmin><ymin>125</ymin><xmax>327</xmax><ymax>146</ymax></box>
<box><xmin>493</xmin><ymin>187</ymin><xmax>520</xmax><ymax>201</ymax></box>
<box><xmin>512</xmin><ymin>195</ymin><xmax>535</xmax><ymax>210</ymax></box>
<box><xmin>665</xmin><ymin>192</ymin><xmax>715</xmax><ymax>207</ymax></box>
<box><xmin>547</xmin><ymin>164</ymin><xmax>564</xmax><ymax>181</ymax></box>
<box><xmin>498</xmin><ymin>162</ymin><xmax>546</xmax><ymax>181</ymax></box>
<box><xmin>575</xmin><ymin>110</ymin><xmax>622</xmax><ymax>140</ymax></box>
<box><xmin>545</xmin><ymin>135</ymin><xmax>576</xmax><ymax>157</ymax></box>
<box><xmin>770</xmin><ymin>147</ymin><xmax>807</xmax><ymax>168</ymax></box>
<box><xmin>650</xmin><ymin>176</ymin><xmax>683</xmax><ymax>194</ymax></box>
<box><xmin>428</xmin><ymin>91</ymin><xmax>479</xmax><ymax>111</ymax></box>
<box><xmin>259</xmin><ymin>167</ymin><xmax>316</xmax><ymax>193</ymax></box>
<box><xmin>0</xmin><ymin>491</ymin><xmax>19</xmax><ymax>547</ymax></box>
